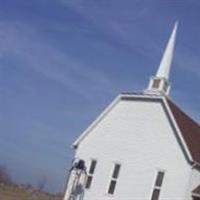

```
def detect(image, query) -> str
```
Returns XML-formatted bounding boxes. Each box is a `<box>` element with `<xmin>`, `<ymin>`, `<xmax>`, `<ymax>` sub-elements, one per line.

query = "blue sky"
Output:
<box><xmin>0</xmin><ymin>0</ymin><xmax>200</xmax><ymax>193</ymax></box>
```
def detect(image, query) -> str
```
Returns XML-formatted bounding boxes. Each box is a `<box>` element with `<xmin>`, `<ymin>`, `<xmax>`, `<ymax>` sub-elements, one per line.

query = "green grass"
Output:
<box><xmin>0</xmin><ymin>184</ymin><xmax>62</xmax><ymax>200</ymax></box>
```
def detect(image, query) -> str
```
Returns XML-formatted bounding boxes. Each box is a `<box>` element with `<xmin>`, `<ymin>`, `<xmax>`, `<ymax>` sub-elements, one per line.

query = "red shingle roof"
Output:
<box><xmin>192</xmin><ymin>184</ymin><xmax>200</xmax><ymax>196</ymax></box>
<box><xmin>167</xmin><ymin>99</ymin><xmax>200</xmax><ymax>164</ymax></box>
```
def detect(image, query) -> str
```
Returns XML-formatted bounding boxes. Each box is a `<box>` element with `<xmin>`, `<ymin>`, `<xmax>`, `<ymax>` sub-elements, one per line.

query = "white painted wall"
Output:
<box><xmin>65</xmin><ymin>98</ymin><xmax>193</xmax><ymax>200</ymax></box>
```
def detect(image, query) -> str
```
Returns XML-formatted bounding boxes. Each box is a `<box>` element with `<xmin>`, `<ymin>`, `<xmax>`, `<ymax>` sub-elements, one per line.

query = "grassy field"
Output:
<box><xmin>0</xmin><ymin>184</ymin><xmax>63</xmax><ymax>200</ymax></box>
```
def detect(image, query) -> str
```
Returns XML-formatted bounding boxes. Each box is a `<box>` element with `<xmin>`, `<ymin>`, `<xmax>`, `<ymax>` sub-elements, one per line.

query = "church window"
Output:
<box><xmin>152</xmin><ymin>79</ymin><xmax>160</xmax><ymax>89</ymax></box>
<box><xmin>107</xmin><ymin>164</ymin><xmax>121</xmax><ymax>195</ymax></box>
<box><xmin>85</xmin><ymin>160</ymin><xmax>97</xmax><ymax>189</ymax></box>
<box><xmin>151</xmin><ymin>171</ymin><xmax>165</xmax><ymax>200</ymax></box>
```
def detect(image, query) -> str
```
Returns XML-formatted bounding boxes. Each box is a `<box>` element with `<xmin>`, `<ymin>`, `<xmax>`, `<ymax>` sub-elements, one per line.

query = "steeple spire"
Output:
<box><xmin>145</xmin><ymin>22</ymin><xmax>178</xmax><ymax>96</ymax></box>
<box><xmin>156</xmin><ymin>21</ymin><xmax>178</xmax><ymax>79</ymax></box>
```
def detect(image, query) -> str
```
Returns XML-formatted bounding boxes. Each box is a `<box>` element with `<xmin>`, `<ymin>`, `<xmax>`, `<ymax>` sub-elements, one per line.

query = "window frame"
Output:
<box><xmin>85</xmin><ymin>159</ymin><xmax>97</xmax><ymax>190</ymax></box>
<box><xmin>150</xmin><ymin>170</ymin><xmax>165</xmax><ymax>200</ymax></box>
<box><xmin>107</xmin><ymin>163</ymin><xmax>121</xmax><ymax>195</ymax></box>
<box><xmin>152</xmin><ymin>79</ymin><xmax>161</xmax><ymax>89</ymax></box>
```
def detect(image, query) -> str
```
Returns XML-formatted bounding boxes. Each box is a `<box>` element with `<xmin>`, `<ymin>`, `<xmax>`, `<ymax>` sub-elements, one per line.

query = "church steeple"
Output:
<box><xmin>145</xmin><ymin>22</ymin><xmax>178</xmax><ymax>96</ymax></box>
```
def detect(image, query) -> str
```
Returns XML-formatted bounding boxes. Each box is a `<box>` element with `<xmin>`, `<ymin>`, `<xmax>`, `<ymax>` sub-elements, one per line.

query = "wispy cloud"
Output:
<box><xmin>59</xmin><ymin>0</ymin><xmax>163</xmax><ymax>57</ymax></box>
<box><xmin>175</xmin><ymin>45</ymin><xmax>200</xmax><ymax>79</ymax></box>
<box><xmin>60</xmin><ymin>0</ymin><xmax>200</xmax><ymax>83</ymax></box>
<box><xmin>0</xmin><ymin>0</ymin><xmax>200</xmax><ymax>193</ymax></box>
<box><xmin>0</xmin><ymin>20</ymin><xmax>114</xmax><ymax>101</ymax></box>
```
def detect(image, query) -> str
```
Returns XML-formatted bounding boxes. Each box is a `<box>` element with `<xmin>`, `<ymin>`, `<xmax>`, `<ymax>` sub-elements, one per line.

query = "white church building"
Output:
<box><xmin>64</xmin><ymin>23</ymin><xmax>200</xmax><ymax>200</ymax></box>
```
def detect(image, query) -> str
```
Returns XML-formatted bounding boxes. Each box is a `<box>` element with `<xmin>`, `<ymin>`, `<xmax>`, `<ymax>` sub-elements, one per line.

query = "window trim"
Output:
<box><xmin>106</xmin><ymin>162</ymin><xmax>122</xmax><ymax>195</ymax></box>
<box><xmin>85</xmin><ymin>159</ymin><xmax>97</xmax><ymax>190</ymax></box>
<box><xmin>152</xmin><ymin>79</ymin><xmax>161</xmax><ymax>89</ymax></box>
<box><xmin>150</xmin><ymin>170</ymin><xmax>165</xmax><ymax>200</ymax></box>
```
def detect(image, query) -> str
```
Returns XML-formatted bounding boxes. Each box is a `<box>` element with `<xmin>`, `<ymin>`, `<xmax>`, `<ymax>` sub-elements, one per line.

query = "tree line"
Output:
<box><xmin>0</xmin><ymin>164</ymin><xmax>47</xmax><ymax>192</ymax></box>
<box><xmin>0</xmin><ymin>165</ymin><xmax>12</xmax><ymax>184</ymax></box>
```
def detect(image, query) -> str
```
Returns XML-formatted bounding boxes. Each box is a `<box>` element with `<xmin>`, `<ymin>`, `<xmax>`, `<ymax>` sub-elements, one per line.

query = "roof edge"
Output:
<box><xmin>72</xmin><ymin>95</ymin><xmax>122</xmax><ymax>148</ymax></box>
<box><xmin>72</xmin><ymin>93</ymin><xmax>194</xmax><ymax>164</ymax></box>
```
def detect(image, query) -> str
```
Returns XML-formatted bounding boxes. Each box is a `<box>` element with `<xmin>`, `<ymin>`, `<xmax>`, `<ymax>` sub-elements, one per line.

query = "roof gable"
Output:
<box><xmin>167</xmin><ymin>99</ymin><xmax>200</xmax><ymax>164</ymax></box>
<box><xmin>73</xmin><ymin>93</ymin><xmax>200</xmax><ymax>165</ymax></box>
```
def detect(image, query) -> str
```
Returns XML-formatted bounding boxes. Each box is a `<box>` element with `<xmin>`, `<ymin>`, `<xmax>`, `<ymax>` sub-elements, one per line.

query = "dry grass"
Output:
<box><xmin>0</xmin><ymin>184</ymin><xmax>62</xmax><ymax>200</ymax></box>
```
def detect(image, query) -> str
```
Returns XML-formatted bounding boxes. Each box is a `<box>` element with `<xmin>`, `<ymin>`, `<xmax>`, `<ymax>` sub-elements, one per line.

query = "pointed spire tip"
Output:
<box><xmin>155</xmin><ymin>21</ymin><xmax>178</xmax><ymax>79</ymax></box>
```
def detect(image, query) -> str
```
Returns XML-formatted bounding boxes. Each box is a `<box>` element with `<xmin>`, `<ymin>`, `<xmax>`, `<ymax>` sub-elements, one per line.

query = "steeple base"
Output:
<box><xmin>144</xmin><ymin>76</ymin><xmax>171</xmax><ymax>96</ymax></box>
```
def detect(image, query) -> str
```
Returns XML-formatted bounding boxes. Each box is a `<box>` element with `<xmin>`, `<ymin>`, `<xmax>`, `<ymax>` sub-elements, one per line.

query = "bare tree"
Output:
<box><xmin>37</xmin><ymin>175</ymin><xmax>47</xmax><ymax>192</ymax></box>
<box><xmin>0</xmin><ymin>165</ymin><xmax>12</xmax><ymax>184</ymax></box>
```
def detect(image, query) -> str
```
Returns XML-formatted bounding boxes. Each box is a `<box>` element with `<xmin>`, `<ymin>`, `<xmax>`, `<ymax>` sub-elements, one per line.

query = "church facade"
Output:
<box><xmin>64</xmin><ymin>23</ymin><xmax>200</xmax><ymax>200</ymax></box>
